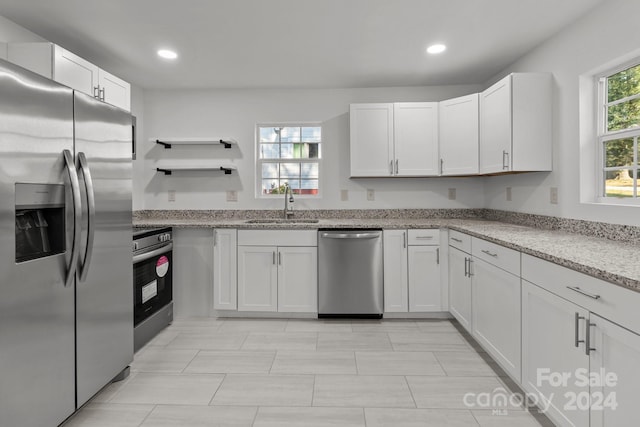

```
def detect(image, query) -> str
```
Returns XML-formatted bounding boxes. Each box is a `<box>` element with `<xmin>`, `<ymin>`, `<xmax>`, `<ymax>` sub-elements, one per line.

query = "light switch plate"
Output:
<box><xmin>226</xmin><ymin>190</ymin><xmax>238</xmax><ymax>202</ymax></box>
<box><xmin>448</xmin><ymin>188</ymin><xmax>456</xmax><ymax>200</ymax></box>
<box><xmin>506</xmin><ymin>187</ymin><xmax>512</xmax><ymax>201</ymax></box>
<box><xmin>550</xmin><ymin>187</ymin><xmax>558</xmax><ymax>204</ymax></box>
<box><xmin>168</xmin><ymin>190</ymin><xmax>176</xmax><ymax>202</ymax></box>
<box><xmin>366</xmin><ymin>189</ymin><xmax>375</xmax><ymax>201</ymax></box>
<box><xmin>340</xmin><ymin>189</ymin><xmax>349</xmax><ymax>201</ymax></box>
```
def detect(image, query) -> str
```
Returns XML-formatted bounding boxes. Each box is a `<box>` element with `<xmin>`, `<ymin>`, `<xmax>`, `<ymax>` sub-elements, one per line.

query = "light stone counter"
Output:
<box><xmin>133</xmin><ymin>210</ymin><xmax>640</xmax><ymax>293</ymax></box>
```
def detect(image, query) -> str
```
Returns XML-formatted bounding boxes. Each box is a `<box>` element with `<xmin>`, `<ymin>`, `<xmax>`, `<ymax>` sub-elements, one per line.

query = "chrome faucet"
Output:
<box><xmin>283</xmin><ymin>183</ymin><xmax>294</xmax><ymax>218</ymax></box>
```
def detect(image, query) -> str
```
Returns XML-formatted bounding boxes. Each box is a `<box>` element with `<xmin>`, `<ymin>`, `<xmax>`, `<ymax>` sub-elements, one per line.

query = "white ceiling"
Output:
<box><xmin>0</xmin><ymin>0</ymin><xmax>604</xmax><ymax>90</ymax></box>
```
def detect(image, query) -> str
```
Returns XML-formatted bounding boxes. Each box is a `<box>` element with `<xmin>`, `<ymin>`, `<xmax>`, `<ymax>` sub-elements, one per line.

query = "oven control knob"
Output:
<box><xmin>132</xmin><ymin>241</ymin><xmax>139</xmax><ymax>251</ymax></box>
<box><xmin>158</xmin><ymin>235</ymin><xmax>164</xmax><ymax>243</ymax></box>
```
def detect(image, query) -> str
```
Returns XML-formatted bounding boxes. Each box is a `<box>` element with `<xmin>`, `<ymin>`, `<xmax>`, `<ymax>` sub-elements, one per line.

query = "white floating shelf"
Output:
<box><xmin>155</xmin><ymin>164</ymin><xmax>237</xmax><ymax>175</ymax></box>
<box><xmin>151</xmin><ymin>137</ymin><xmax>237</xmax><ymax>149</ymax></box>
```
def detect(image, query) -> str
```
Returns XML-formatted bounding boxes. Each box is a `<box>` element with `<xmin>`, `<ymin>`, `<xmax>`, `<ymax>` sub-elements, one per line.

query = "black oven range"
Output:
<box><xmin>133</xmin><ymin>227</ymin><xmax>173</xmax><ymax>352</ymax></box>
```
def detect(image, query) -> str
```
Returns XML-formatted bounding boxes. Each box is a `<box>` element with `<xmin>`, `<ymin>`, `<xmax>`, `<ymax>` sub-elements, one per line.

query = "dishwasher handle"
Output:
<box><xmin>320</xmin><ymin>231</ymin><xmax>381</xmax><ymax>240</ymax></box>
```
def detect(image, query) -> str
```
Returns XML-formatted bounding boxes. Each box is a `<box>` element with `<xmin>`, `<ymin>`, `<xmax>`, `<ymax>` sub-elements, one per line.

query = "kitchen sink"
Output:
<box><xmin>245</xmin><ymin>219</ymin><xmax>320</xmax><ymax>224</ymax></box>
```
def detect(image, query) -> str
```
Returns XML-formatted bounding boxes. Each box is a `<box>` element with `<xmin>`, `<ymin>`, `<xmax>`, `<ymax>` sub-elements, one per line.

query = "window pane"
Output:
<box><xmin>607</xmin><ymin>98</ymin><xmax>640</xmax><ymax>132</ymax></box>
<box><xmin>260</xmin><ymin>144</ymin><xmax>280</xmax><ymax>159</ymax></box>
<box><xmin>261</xmin><ymin>163</ymin><xmax>279</xmax><ymax>179</ymax></box>
<box><xmin>262</xmin><ymin>179</ymin><xmax>280</xmax><ymax>194</ymax></box>
<box><xmin>301</xmin><ymin>127</ymin><xmax>321</xmax><ymax>142</ymax></box>
<box><xmin>301</xmin><ymin>162</ymin><xmax>319</xmax><ymax>178</ymax></box>
<box><xmin>279</xmin><ymin>127</ymin><xmax>301</xmax><ymax>143</ymax></box>
<box><xmin>300</xmin><ymin>179</ymin><xmax>319</xmax><ymax>195</ymax></box>
<box><xmin>604</xmin><ymin>169</ymin><xmax>634</xmax><ymax>197</ymax></box>
<box><xmin>280</xmin><ymin>143</ymin><xmax>294</xmax><ymax>159</ymax></box>
<box><xmin>605</xmin><ymin>138</ymin><xmax>634</xmax><ymax>167</ymax></box>
<box><xmin>259</xmin><ymin>127</ymin><xmax>280</xmax><ymax>143</ymax></box>
<box><xmin>280</xmin><ymin>163</ymin><xmax>300</xmax><ymax>178</ymax></box>
<box><xmin>607</xmin><ymin>63</ymin><xmax>640</xmax><ymax>103</ymax></box>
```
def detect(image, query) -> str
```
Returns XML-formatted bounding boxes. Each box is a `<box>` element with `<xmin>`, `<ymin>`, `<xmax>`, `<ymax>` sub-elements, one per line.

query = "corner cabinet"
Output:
<box><xmin>7</xmin><ymin>42</ymin><xmax>131</xmax><ymax>111</ymax></box>
<box><xmin>237</xmin><ymin>230</ymin><xmax>317</xmax><ymax>313</ymax></box>
<box><xmin>350</xmin><ymin>102</ymin><xmax>439</xmax><ymax>177</ymax></box>
<box><xmin>479</xmin><ymin>73</ymin><xmax>552</xmax><ymax>174</ymax></box>
<box><xmin>439</xmin><ymin>93</ymin><xmax>479</xmax><ymax>175</ymax></box>
<box><xmin>212</xmin><ymin>229</ymin><xmax>237</xmax><ymax>310</ymax></box>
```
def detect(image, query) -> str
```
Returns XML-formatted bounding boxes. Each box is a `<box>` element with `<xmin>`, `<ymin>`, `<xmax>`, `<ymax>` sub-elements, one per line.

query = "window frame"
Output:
<box><xmin>255</xmin><ymin>122</ymin><xmax>323</xmax><ymax>199</ymax></box>
<box><xmin>596</xmin><ymin>59</ymin><xmax>640</xmax><ymax>205</ymax></box>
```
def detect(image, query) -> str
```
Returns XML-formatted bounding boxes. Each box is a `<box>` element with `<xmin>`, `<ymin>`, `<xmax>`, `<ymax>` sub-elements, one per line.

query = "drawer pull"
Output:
<box><xmin>451</xmin><ymin>237</ymin><xmax>463</xmax><ymax>243</ymax></box>
<box><xmin>416</xmin><ymin>236</ymin><xmax>434</xmax><ymax>240</ymax></box>
<box><xmin>481</xmin><ymin>249</ymin><xmax>498</xmax><ymax>258</ymax></box>
<box><xmin>574</xmin><ymin>312</ymin><xmax>585</xmax><ymax>348</ymax></box>
<box><xmin>566</xmin><ymin>286</ymin><xmax>601</xmax><ymax>300</ymax></box>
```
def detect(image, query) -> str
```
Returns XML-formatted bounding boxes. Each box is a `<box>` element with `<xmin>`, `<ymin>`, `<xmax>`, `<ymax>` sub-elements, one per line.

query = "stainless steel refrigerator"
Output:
<box><xmin>0</xmin><ymin>59</ymin><xmax>133</xmax><ymax>427</ymax></box>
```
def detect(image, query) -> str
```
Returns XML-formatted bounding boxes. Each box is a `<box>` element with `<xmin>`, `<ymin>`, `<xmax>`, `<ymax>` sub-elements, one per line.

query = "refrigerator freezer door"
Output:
<box><xmin>0</xmin><ymin>60</ymin><xmax>76</xmax><ymax>426</ymax></box>
<box><xmin>73</xmin><ymin>91</ymin><xmax>133</xmax><ymax>407</ymax></box>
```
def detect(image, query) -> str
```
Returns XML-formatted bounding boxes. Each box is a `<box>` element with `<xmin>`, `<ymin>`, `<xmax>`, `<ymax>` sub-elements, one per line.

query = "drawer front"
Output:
<box><xmin>448</xmin><ymin>230</ymin><xmax>471</xmax><ymax>253</ymax></box>
<box><xmin>522</xmin><ymin>253</ymin><xmax>640</xmax><ymax>333</ymax></box>
<box><xmin>408</xmin><ymin>228</ymin><xmax>440</xmax><ymax>245</ymax></box>
<box><xmin>472</xmin><ymin>237</ymin><xmax>520</xmax><ymax>276</ymax></box>
<box><xmin>238</xmin><ymin>230</ymin><xmax>317</xmax><ymax>246</ymax></box>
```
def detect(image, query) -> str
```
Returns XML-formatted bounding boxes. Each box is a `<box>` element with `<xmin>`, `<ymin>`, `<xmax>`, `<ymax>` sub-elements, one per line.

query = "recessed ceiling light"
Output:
<box><xmin>426</xmin><ymin>44</ymin><xmax>447</xmax><ymax>54</ymax></box>
<box><xmin>157</xmin><ymin>49</ymin><xmax>178</xmax><ymax>60</ymax></box>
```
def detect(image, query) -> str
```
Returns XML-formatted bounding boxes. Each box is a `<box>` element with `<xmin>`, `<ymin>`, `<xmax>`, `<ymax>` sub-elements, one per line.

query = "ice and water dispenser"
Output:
<box><xmin>15</xmin><ymin>183</ymin><xmax>65</xmax><ymax>263</ymax></box>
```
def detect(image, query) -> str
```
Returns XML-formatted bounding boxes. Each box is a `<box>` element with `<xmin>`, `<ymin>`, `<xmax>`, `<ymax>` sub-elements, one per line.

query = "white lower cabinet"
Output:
<box><xmin>277</xmin><ymin>246</ymin><xmax>318</xmax><ymax>312</ymax></box>
<box><xmin>212</xmin><ymin>229</ymin><xmax>237</xmax><ymax>310</ymax></box>
<box><xmin>237</xmin><ymin>246</ymin><xmax>278</xmax><ymax>312</ymax></box>
<box><xmin>408</xmin><ymin>245</ymin><xmax>441</xmax><ymax>312</ymax></box>
<box><xmin>383</xmin><ymin>230</ymin><xmax>408</xmax><ymax>313</ymax></box>
<box><xmin>590</xmin><ymin>314</ymin><xmax>640</xmax><ymax>427</ymax></box>
<box><xmin>522</xmin><ymin>280</ymin><xmax>589</xmax><ymax>427</ymax></box>
<box><xmin>448</xmin><ymin>245</ymin><xmax>472</xmax><ymax>331</ymax></box>
<box><xmin>471</xmin><ymin>256</ymin><xmax>521</xmax><ymax>382</ymax></box>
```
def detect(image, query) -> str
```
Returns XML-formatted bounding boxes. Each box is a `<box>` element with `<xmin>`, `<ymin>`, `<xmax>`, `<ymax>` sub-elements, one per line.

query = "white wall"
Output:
<box><xmin>483</xmin><ymin>0</ymin><xmax>640</xmax><ymax>226</ymax></box>
<box><xmin>140</xmin><ymin>85</ymin><xmax>486</xmax><ymax>210</ymax></box>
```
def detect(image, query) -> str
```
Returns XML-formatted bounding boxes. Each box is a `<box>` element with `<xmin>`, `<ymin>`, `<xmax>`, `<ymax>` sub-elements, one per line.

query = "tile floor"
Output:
<box><xmin>62</xmin><ymin>318</ymin><xmax>555</xmax><ymax>427</ymax></box>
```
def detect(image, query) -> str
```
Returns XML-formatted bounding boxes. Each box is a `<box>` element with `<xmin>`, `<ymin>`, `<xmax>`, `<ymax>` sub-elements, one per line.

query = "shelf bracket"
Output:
<box><xmin>156</xmin><ymin>140</ymin><xmax>172</xmax><ymax>149</ymax></box>
<box><xmin>220</xmin><ymin>167</ymin><xmax>233</xmax><ymax>174</ymax></box>
<box><xmin>219</xmin><ymin>139</ymin><xmax>232</xmax><ymax>149</ymax></box>
<box><xmin>156</xmin><ymin>168</ymin><xmax>172</xmax><ymax>175</ymax></box>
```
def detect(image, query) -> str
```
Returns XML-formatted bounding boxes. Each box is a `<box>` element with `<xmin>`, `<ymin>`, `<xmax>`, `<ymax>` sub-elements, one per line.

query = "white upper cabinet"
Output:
<box><xmin>439</xmin><ymin>93</ymin><xmax>479</xmax><ymax>175</ymax></box>
<box><xmin>479</xmin><ymin>73</ymin><xmax>552</xmax><ymax>174</ymax></box>
<box><xmin>393</xmin><ymin>102</ymin><xmax>439</xmax><ymax>176</ymax></box>
<box><xmin>350</xmin><ymin>103</ymin><xmax>394</xmax><ymax>177</ymax></box>
<box><xmin>350</xmin><ymin>102</ymin><xmax>439</xmax><ymax>177</ymax></box>
<box><xmin>7</xmin><ymin>43</ymin><xmax>131</xmax><ymax>111</ymax></box>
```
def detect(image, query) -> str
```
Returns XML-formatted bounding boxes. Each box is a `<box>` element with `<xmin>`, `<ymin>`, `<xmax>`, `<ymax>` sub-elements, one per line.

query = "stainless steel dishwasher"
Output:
<box><xmin>318</xmin><ymin>229</ymin><xmax>383</xmax><ymax>318</ymax></box>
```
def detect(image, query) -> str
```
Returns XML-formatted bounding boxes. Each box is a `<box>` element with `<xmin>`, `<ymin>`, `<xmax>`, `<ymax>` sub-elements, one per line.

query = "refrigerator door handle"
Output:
<box><xmin>77</xmin><ymin>152</ymin><xmax>96</xmax><ymax>282</ymax></box>
<box><xmin>63</xmin><ymin>149</ymin><xmax>82</xmax><ymax>288</ymax></box>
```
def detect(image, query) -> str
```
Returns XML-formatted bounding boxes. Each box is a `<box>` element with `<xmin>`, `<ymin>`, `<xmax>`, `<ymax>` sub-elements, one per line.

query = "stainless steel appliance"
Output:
<box><xmin>318</xmin><ymin>229</ymin><xmax>383</xmax><ymax>318</ymax></box>
<box><xmin>0</xmin><ymin>59</ymin><xmax>133</xmax><ymax>427</ymax></box>
<box><xmin>133</xmin><ymin>227</ymin><xmax>174</xmax><ymax>352</ymax></box>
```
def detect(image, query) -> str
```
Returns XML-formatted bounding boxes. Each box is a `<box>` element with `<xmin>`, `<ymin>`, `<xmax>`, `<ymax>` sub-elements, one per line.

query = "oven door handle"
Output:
<box><xmin>133</xmin><ymin>242</ymin><xmax>173</xmax><ymax>264</ymax></box>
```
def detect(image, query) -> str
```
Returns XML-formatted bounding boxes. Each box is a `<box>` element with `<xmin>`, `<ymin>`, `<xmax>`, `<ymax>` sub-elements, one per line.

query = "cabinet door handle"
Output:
<box><xmin>93</xmin><ymin>85</ymin><xmax>100</xmax><ymax>98</ymax></box>
<box><xmin>464</xmin><ymin>257</ymin><xmax>469</xmax><ymax>277</ymax></box>
<box><xmin>566</xmin><ymin>286</ymin><xmax>601</xmax><ymax>300</ymax></box>
<box><xmin>272</xmin><ymin>251</ymin><xmax>276</xmax><ymax>265</ymax></box>
<box><xmin>440</xmin><ymin>158</ymin><xmax>444</xmax><ymax>175</ymax></box>
<box><xmin>502</xmin><ymin>150</ymin><xmax>509</xmax><ymax>170</ymax></box>
<box><xmin>468</xmin><ymin>259</ymin><xmax>474</xmax><ymax>277</ymax></box>
<box><xmin>585</xmin><ymin>320</ymin><xmax>596</xmax><ymax>355</ymax></box>
<box><xmin>213</xmin><ymin>230</ymin><xmax>217</xmax><ymax>247</ymax></box>
<box><xmin>389</xmin><ymin>160</ymin><xmax>394</xmax><ymax>175</ymax></box>
<box><xmin>451</xmin><ymin>237</ymin><xmax>462</xmax><ymax>243</ymax></box>
<box><xmin>395</xmin><ymin>159</ymin><xmax>399</xmax><ymax>175</ymax></box>
<box><xmin>574</xmin><ymin>312</ymin><xmax>585</xmax><ymax>348</ymax></box>
<box><xmin>436</xmin><ymin>248</ymin><xmax>439</xmax><ymax>265</ymax></box>
<box><xmin>99</xmin><ymin>87</ymin><xmax>105</xmax><ymax>101</ymax></box>
<box><xmin>278</xmin><ymin>251</ymin><xmax>282</xmax><ymax>265</ymax></box>
<box><xmin>403</xmin><ymin>231</ymin><xmax>406</xmax><ymax>249</ymax></box>
<box><xmin>481</xmin><ymin>249</ymin><xmax>498</xmax><ymax>258</ymax></box>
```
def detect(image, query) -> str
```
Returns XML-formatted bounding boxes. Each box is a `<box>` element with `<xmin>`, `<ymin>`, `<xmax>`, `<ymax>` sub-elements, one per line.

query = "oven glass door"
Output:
<box><xmin>134</xmin><ymin>246</ymin><xmax>172</xmax><ymax>326</ymax></box>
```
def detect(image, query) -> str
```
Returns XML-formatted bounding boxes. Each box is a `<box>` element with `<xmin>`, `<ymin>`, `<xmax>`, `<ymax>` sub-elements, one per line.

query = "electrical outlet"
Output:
<box><xmin>340</xmin><ymin>189</ymin><xmax>349</xmax><ymax>201</ymax></box>
<box><xmin>168</xmin><ymin>190</ymin><xmax>176</xmax><ymax>202</ymax></box>
<box><xmin>448</xmin><ymin>188</ymin><xmax>456</xmax><ymax>200</ymax></box>
<box><xmin>506</xmin><ymin>187</ymin><xmax>512</xmax><ymax>201</ymax></box>
<box><xmin>366</xmin><ymin>189</ymin><xmax>375</xmax><ymax>201</ymax></box>
<box><xmin>226</xmin><ymin>190</ymin><xmax>238</xmax><ymax>202</ymax></box>
<box><xmin>550</xmin><ymin>187</ymin><xmax>558</xmax><ymax>204</ymax></box>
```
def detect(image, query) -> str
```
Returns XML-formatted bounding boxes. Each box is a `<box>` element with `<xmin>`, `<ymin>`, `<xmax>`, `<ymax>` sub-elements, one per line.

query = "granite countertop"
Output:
<box><xmin>133</xmin><ymin>210</ymin><xmax>640</xmax><ymax>293</ymax></box>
